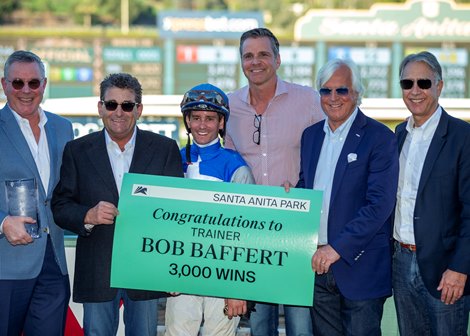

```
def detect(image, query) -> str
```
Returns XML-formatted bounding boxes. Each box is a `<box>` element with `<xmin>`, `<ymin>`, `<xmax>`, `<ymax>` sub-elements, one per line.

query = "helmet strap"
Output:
<box><xmin>185</xmin><ymin>131</ymin><xmax>192</xmax><ymax>165</ymax></box>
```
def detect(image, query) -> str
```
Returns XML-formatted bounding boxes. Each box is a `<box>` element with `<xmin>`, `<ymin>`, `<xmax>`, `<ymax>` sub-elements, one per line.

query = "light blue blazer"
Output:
<box><xmin>0</xmin><ymin>104</ymin><xmax>73</xmax><ymax>279</ymax></box>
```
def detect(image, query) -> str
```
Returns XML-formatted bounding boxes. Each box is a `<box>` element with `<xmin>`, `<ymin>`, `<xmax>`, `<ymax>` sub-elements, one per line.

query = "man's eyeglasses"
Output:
<box><xmin>7</xmin><ymin>78</ymin><xmax>43</xmax><ymax>91</ymax></box>
<box><xmin>319</xmin><ymin>87</ymin><xmax>349</xmax><ymax>97</ymax></box>
<box><xmin>399</xmin><ymin>79</ymin><xmax>433</xmax><ymax>90</ymax></box>
<box><xmin>181</xmin><ymin>90</ymin><xmax>229</xmax><ymax>111</ymax></box>
<box><xmin>253</xmin><ymin>114</ymin><xmax>262</xmax><ymax>145</ymax></box>
<box><xmin>101</xmin><ymin>101</ymin><xmax>140</xmax><ymax>112</ymax></box>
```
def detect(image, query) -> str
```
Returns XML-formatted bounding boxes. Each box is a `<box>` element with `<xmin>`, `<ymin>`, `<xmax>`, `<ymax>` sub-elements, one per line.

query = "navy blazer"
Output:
<box><xmin>52</xmin><ymin>128</ymin><xmax>184</xmax><ymax>302</ymax></box>
<box><xmin>395</xmin><ymin>109</ymin><xmax>470</xmax><ymax>298</ymax></box>
<box><xmin>0</xmin><ymin>104</ymin><xmax>73</xmax><ymax>279</ymax></box>
<box><xmin>297</xmin><ymin>109</ymin><xmax>399</xmax><ymax>300</ymax></box>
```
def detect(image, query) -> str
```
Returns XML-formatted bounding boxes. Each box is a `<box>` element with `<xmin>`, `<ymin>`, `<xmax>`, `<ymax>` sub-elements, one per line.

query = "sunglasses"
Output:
<box><xmin>399</xmin><ymin>79</ymin><xmax>433</xmax><ymax>90</ymax></box>
<box><xmin>253</xmin><ymin>114</ymin><xmax>262</xmax><ymax>145</ymax></box>
<box><xmin>319</xmin><ymin>87</ymin><xmax>349</xmax><ymax>97</ymax></box>
<box><xmin>7</xmin><ymin>78</ymin><xmax>43</xmax><ymax>90</ymax></box>
<box><xmin>101</xmin><ymin>100</ymin><xmax>140</xmax><ymax>112</ymax></box>
<box><xmin>181</xmin><ymin>90</ymin><xmax>229</xmax><ymax>111</ymax></box>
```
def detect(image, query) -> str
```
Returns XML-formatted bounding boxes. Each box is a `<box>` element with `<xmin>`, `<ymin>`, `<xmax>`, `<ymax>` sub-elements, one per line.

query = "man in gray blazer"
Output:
<box><xmin>52</xmin><ymin>73</ymin><xmax>184</xmax><ymax>335</ymax></box>
<box><xmin>0</xmin><ymin>50</ymin><xmax>73</xmax><ymax>335</ymax></box>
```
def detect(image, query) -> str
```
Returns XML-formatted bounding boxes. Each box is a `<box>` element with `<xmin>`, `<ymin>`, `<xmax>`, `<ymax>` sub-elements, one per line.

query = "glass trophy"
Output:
<box><xmin>5</xmin><ymin>178</ymin><xmax>41</xmax><ymax>238</ymax></box>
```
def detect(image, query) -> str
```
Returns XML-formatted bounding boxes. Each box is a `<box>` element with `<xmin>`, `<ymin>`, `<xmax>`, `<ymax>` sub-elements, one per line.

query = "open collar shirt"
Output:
<box><xmin>393</xmin><ymin>106</ymin><xmax>442</xmax><ymax>245</ymax></box>
<box><xmin>314</xmin><ymin>108</ymin><xmax>358</xmax><ymax>245</ymax></box>
<box><xmin>225</xmin><ymin>77</ymin><xmax>324</xmax><ymax>187</ymax></box>
<box><xmin>11</xmin><ymin>105</ymin><xmax>50</xmax><ymax>193</ymax></box>
<box><xmin>104</xmin><ymin>127</ymin><xmax>136</xmax><ymax>195</ymax></box>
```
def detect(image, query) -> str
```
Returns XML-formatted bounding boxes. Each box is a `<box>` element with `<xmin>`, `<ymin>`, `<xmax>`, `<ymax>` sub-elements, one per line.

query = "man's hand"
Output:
<box><xmin>224</xmin><ymin>299</ymin><xmax>247</xmax><ymax>319</ymax></box>
<box><xmin>282</xmin><ymin>180</ymin><xmax>293</xmax><ymax>193</ymax></box>
<box><xmin>84</xmin><ymin>201</ymin><xmax>119</xmax><ymax>225</ymax></box>
<box><xmin>437</xmin><ymin>269</ymin><xmax>467</xmax><ymax>304</ymax></box>
<box><xmin>3</xmin><ymin>215</ymin><xmax>34</xmax><ymax>245</ymax></box>
<box><xmin>312</xmin><ymin>244</ymin><xmax>340</xmax><ymax>274</ymax></box>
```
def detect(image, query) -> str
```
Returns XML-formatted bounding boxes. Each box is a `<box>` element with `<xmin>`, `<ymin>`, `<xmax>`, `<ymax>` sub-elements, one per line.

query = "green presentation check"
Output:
<box><xmin>111</xmin><ymin>173</ymin><xmax>322</xmax><ymax>306</ymax></box>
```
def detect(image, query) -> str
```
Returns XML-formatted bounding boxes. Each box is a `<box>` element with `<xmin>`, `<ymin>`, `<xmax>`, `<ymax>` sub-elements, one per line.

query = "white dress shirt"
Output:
<box><xmin>104</xmin><ymin>128</ymin><xmax>136</xmax><ymax>195</ymax></box>
<box><xmin>314</xmin><ymin>108</ymin><xmax>358</xmax><ymax>245</ymax></box>
<box><xmin>11</xmin><ymin>106</ymin><xmax>51</xmax><ymax>193</ymax></box>
<box><xmin>393</xmin><ymin>107</ymin><xmax>442</xmax><ymax>244</ymax></box>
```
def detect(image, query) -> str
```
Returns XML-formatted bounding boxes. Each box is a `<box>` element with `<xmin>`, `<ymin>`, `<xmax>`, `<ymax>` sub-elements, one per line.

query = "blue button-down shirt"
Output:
<box><xmin>314</xmin><ymin>108</ymin><xmax>358</xmax><ymax>245</ymax></box>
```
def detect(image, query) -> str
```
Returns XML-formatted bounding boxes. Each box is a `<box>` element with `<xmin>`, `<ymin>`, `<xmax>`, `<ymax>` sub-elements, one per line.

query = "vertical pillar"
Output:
<box><xmin>391</xmin><ymin>42</ymin><xmax>403</xmax><ymax>98</ymax></box>
<box><xmin>163</xmin><ymin>38</ymin><xmax>175</xmax><ymax>95</ymax></box>
<box><xmin>314</xmin><ymin>41</ymin><xmax>326</xmax><ymax>85</ymax></box>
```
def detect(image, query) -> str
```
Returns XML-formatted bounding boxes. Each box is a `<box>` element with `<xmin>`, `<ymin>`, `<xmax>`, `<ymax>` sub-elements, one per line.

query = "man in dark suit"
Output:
<box><xmin>52</xmin><ymin>73</ymin><xmax>183</xmax><ymax>335</ymax></box>
<box><xmin>393</xmin><ymin>51</ymin><xmax>470</xmax><ymax>335</ymax></box>
<box><xmin>296</xmin><ymin>58</ymin><xmax>398</xmax><ymax>335</ymax></box>
<box><xmin>0</xmin><ymin>50</ymin><xmax>73</xmax><ymax>336</ymax></box>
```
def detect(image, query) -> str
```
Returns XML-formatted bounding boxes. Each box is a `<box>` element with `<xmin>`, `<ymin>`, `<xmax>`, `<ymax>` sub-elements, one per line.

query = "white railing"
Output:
<box><xmin>38</xmin><ymin>96</ymin><xmax>470</xmax><ymax>121</ymax></box>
